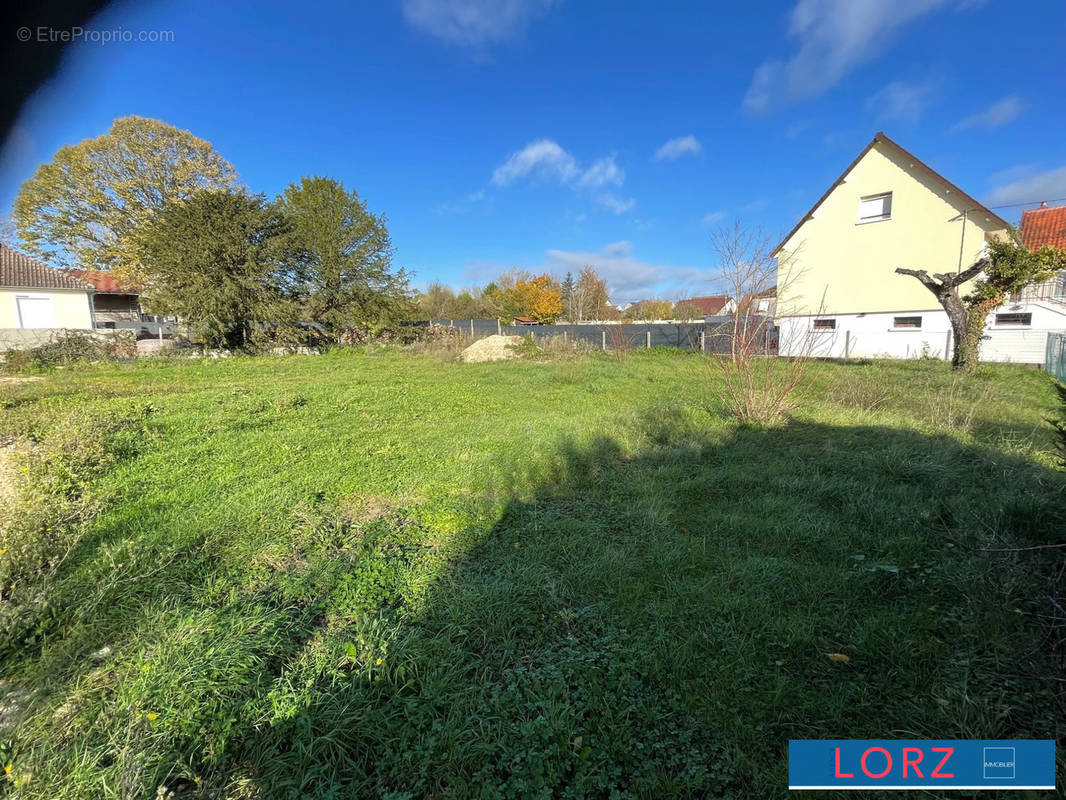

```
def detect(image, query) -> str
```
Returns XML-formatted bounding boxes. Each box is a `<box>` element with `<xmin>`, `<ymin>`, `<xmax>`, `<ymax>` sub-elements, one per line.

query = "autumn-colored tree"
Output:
<box><xmin>896</xmin><ymin>231</ymin><xmax>1066</xmax><ymax>372</ymax></box>
<box><xmin>496</xmin><ymin>274</ymin><xmax>562</xmax><ymax>322</ymax></box>
<box><xmin>625</xmin><ymin>298</ymin><xmax>673</xmax><ymax>320</ymax></box>
<box><xmin>573</xmin><ymin>266</ymin><xmax>610</xmax><ymax>320</ymax></box>
<box><xmin>14</xmin><ymin>116</ymin><xmax>237</xmax><ymax>273</ymax></box>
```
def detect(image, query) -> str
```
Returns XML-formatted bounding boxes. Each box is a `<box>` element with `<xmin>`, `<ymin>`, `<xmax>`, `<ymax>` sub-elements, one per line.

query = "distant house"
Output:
<box><xmin>774</xmin><ymin>131</ymin><xmax>1066</xmax><ymax>363</ymax></box>
<box><xmin>0</xmin><ymin>244</ymin><xmax>94</xmax><ymax>330</ymax></box>
<box><xmin>681</xmin><ymin>295</ymin><xmax>736</xmax><ymax>316</ymax></box>
<box><xmin>513</xmin><ymin>316</ymin><xmax>541</xmax><ymax>325</ymax></box>
<box><xmin>1017</xmin><ymin>203</ymin><xmax>1066</xmax><ymax>303</ymax></box>
<box><xmin>737</xmin><ymin>287</ymin><xmax>777</xmax><ymax>317</ymax></box>
<box><xmin>71</xmin><ymin>269</ymin><xmax>144</xmax><ymax>325</ymax></box>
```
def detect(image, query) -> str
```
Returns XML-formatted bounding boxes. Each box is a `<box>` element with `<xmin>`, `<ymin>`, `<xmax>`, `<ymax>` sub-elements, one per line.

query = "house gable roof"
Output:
<box><xmin>772</xmin><ymin>131</ymin><xmax>1011</xmax><ymax>256</ymax></box>
<box><xmin>70</xmin><ymin>269</ymin><xmax>142</xmax><ymax>294</ymax></box>
<box><xmin>0</xmin><ymin>245</ymin><xmax>94</xmax><ymax>291</ymax></box>
<box><xmin>680</xmin><ymin>295</ymin><xmax>732</xmax><ymax>315</ymax></box>
<box><xmin>1020</xmin><ymin>204</ymin><xmax>1066</xmax><ymax>250</ymax></box>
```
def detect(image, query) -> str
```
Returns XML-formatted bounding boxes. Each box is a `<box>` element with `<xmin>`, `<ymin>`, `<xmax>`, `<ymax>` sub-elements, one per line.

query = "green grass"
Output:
<box><xmin>0</xmin><ymin>349</ymin><xmax>1063</xmax><ymax>798</ymax></box>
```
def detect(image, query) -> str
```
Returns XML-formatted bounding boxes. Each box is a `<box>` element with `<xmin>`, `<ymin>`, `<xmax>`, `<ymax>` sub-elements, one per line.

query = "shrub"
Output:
<box><xmin>2</xmin><ymin>331</ymin><xmax>136</xmax><ymax>373</ymax></box>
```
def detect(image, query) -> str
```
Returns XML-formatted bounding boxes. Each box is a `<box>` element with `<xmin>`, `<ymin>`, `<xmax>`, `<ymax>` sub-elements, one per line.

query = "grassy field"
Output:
<box><xmin>0</xmin><ymin>348</ymin><xmax>1063</xmax><ymax>798</ymax></box>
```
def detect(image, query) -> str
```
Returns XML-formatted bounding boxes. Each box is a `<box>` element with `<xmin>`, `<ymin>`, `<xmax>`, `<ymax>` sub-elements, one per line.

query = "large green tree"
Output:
<box><xmin>135</xmin><ymin>190</ymin><xmax>290</xmax><ymax>350</ymax></box>
<box><xmin>897</xmin><ymin>232</ymin><xmax>1066</xmax><ymax>372</ymax></box>
<box><xmin>13</xmin><ymin>116</ymin><xmax>237</xmax><ymax>272</ymax></box>
<box><xmin>280</xmin><ymin>176</ymin><xmax>410</xmax><ymax>338</ymax></box>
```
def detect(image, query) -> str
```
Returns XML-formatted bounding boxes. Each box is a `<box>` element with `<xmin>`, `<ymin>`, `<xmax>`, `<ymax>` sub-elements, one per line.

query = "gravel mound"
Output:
<box><xmin>460</xmin><ymin>335</ymin><xmax>524</xmax><ymax>363</ymax></box>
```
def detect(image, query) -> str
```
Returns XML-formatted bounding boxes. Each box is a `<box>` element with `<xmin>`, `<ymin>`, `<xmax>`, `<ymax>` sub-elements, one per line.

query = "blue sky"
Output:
<box><xmin>1</xmin><ymin>0</ymin><xmax>1064</xmax><ymax>302</ymax></box>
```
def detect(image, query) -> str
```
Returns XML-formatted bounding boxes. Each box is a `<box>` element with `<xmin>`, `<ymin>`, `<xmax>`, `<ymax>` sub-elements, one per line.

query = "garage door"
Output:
<box><xmin>16</xmin><ymin>295</ymin><xmax>56</xmax><ymax>328</ymax></box>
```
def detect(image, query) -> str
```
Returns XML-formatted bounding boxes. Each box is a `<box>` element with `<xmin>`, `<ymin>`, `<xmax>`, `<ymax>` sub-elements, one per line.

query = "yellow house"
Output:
<box><xmin>0</xmin><ymin>244</ymin><xmax>95</xmax><ymax>345</ymax></box>
<box><xmin>774</xmin><ymin>132</ymin><xmax>1066</xmax><ymax>363</ymax></box>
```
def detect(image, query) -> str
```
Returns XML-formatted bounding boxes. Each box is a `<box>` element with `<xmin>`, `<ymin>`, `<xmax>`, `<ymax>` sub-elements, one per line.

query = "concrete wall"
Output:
<box><xmin>779</xmin><ymin>301</ymin><xmax>1066</xmax><ymax>364</ymax></box>
<box><xmin>776</xmin><ymin>141</ymin><xmax>1006</xmax><ymax>317</ymax></box>
<box><xmin>0</xmin><ymin>328</ymin><xmax>131</xmax><ymax>352</ymax></box>
<box><xmin>0</xmin><ymin>288</ymin><xmax>93</xmax><ymax>329</ymax></box>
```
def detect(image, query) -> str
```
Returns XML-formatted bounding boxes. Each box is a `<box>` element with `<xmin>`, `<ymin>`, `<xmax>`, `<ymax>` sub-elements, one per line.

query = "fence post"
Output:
<box><xmin>646</xmin><ymin>330</ymin><xmax>651</xmax><ymax>349</ymax></box>
<box><xmin>563</xmin><ymin>330</ymin><xmax>568</xmax><ymax>344</ymax></box>
<box><xmin>602</xmin><ymin>330</ymin><xmax>606</xmax><ymax>351</ymax></box>
<box><xmin>470</xmin><ymin>319</ymin><xmax>474</xmax><ymax>338</ymax></box>
<box><xmin>845</xmin><ymin>330</ymin><xmax>851</xmax><ymax>359</ymax></box>
<box><xmin>449</xmin><ymin>320</ymin><xmax>454</xmax><ymax>328</ymax></box>
<box><xmin>944</xmin><ymin>331</ymin><xmax>951</xmax><ymax>362</ymax></box>
<box><xmin>497</xmin><ymin>319</ymin><xmax>501</xmax><ymax>335</ymax></box>
<box><xmin>700</xmin><ymin>330</ymin><xmax>705</xmax><ymax>352</ymax></box>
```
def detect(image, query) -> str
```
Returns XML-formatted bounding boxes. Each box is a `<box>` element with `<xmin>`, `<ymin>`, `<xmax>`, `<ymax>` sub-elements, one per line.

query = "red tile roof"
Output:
<box><xmin>0</xmin><ymin>245</ymin><xmax>93</xmax><ymax>291</ymax></box>
<box><xmin>1020</xmin><ymin>204</ymin><xmax>1066</xmax><ymax>251</ymax></box>
<box><xmin>681</xmin><ymin>295</ymin><xmax>732</xmax><ymax>315</ymax></box>
<box><xmin>70</xmin><ymin>269</ymin><xmax>142</xmax><ymax>294</ymax></box>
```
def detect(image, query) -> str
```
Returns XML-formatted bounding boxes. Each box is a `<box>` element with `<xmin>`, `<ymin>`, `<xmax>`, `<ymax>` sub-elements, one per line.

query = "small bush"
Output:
<box><xmin>2</xmin><ymin>331</ymin><xmax>136</xmax><ymax>374</ymax></box>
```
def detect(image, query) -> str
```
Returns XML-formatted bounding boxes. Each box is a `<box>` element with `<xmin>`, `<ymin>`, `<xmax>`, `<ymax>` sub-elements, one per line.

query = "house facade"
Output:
<box><xmin>0</xmin><ymin>244</ymin><xmax>94</xmax><ymax>332</ymax></box>
<box><xmin>774</xmin><ymin>132</ymin><xmax>1066</xmax><ymax>363</ymax></box>
<box><xmin>71</xmin><ymin>269</ymin><xmax>144</xmax><ymax>324</ymax></box>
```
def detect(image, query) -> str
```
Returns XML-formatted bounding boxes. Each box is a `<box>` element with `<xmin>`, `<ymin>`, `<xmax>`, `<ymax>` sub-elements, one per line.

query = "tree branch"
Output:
<box><xmin>894</xmin><ymin>267</ymin><xmax>941</xmax><ymax>293</ymax></box>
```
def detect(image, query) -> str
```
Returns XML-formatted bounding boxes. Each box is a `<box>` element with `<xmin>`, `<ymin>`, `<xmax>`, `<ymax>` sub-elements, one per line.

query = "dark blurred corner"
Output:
<box><xmin>1</xmin><ymin>0</ymin><xmax>111</xmax><ymax>147</ymax></box>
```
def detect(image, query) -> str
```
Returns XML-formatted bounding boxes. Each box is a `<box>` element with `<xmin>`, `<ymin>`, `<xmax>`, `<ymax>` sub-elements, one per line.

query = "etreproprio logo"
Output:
<box><xmin>788</xmin><ymin>740</ymin><xmax>1054</xmax><ymax>790</ymax></box>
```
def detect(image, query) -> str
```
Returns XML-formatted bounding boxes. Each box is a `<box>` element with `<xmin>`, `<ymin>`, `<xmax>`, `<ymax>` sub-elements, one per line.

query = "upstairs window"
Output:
<box><xmin>858</xmin><ymin>192</ymin><xmax>892</xmax><ymax>224</ymax></box>
<box><xmin>893</xmin><ymin>316</ymin><xmax>922</xmax><ymax>329</ymax></box>
<box><xmin>994</xmin><ymin>312</ymin><xmax>1032</xmax><ymax>327</ymax></box>
<box><xmin>813</xmin><ymin>318</ymin><xmax>836</xmax><ymax>330</ymax></box>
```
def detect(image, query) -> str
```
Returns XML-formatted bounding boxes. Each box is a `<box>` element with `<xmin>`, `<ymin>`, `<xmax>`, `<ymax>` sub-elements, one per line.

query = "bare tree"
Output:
<box><xmin>0</xmin><ymin>216</ymin><xmax>16</xmax><ymax>247</ymax></box>
<box><xmin>705</xmin><ymin>221</ymin><xmax>817</xmax><ymax>424</ymax></box>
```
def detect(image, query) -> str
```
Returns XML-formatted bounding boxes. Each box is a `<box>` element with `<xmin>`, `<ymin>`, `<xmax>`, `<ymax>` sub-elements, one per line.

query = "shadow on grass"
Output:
<box><xmin>3</xmin><ymin>413</ymin><xmax>1065</xmax><ymax>799</ymax></box>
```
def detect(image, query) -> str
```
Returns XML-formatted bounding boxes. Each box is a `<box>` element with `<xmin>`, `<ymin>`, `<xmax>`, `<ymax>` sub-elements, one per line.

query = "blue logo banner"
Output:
<box><xmin>788</xmin><ymin>739</ymin><xmax>1055</xmax><ymax>790</ymax></box>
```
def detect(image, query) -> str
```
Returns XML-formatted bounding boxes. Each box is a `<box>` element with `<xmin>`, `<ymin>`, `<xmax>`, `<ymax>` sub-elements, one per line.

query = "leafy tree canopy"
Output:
<box><xmin>14</xmin><ymin>115</ymin><xmax>237</xmax><ymax>272</ymax></box>
<box><xmin>135</xmin><ymin>189</ymin><xmax>290</xmax><ymax>350</ymax></box>
<box><xmin>280</xmin><ymin>176</ymin><xmax>411</xmax><ymax>337</ymax></box>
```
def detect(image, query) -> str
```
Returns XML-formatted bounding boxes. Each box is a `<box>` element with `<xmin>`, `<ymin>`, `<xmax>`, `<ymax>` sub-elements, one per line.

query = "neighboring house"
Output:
<box><xmin>1017</xmin><ymin>202</ymin><xmax>1066</xmax><ymax>304</ymax></box>
<box><xmin>71</xmin><ymin>269</ymin><xmax>144</xmax><ymax>324</ymax></box>
<box><xmin>0</xmin><ymin>244</ymin><xmax>94</xmax><ymax>331</ymax></box>
<box><xmin>682</xmin><ymin>295</ymin><xmax>736</xmax><ymax>316</ymax></box>
<box><xmin>737</xmin><ymin>287</ymin><xmax>777</xmax><ymax>317</ymax></box>
<box><xmin>774</xmin><ymin>131</ymin><xmax>1066</xmax><ymax>363</ymax></box>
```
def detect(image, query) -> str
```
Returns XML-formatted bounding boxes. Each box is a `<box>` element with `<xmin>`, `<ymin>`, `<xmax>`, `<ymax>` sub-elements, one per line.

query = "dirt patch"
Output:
<box><xmin>460</xmin><ymin>334</ymin><xmax>524</xmax><ymax>363</ymax></box>
<box><xmin>0</xmin><ymin>376</ymin><xmax>43</xmax><ymax>385</ymax></box>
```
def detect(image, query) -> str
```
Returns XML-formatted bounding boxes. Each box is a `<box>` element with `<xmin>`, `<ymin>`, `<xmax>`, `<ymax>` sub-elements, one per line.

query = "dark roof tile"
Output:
<box><xmin>0</xmin><ymin>245</ymin><xmax>93</xmax><ymax>291</ymax></box>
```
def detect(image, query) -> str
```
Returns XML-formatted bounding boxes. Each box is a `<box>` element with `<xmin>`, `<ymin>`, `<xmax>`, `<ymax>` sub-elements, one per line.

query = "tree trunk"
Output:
<box><xmin>941</xmin><ymin>291</ymin><xmax>977</xmax><ymax>372</ymax></box>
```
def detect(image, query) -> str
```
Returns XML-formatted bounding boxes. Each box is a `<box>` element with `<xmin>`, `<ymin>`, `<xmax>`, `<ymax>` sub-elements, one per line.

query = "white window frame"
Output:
<box><xmin>857</xmin><ymin>192</ymin><xmax>892</xmax><ymax>224</ymax></box>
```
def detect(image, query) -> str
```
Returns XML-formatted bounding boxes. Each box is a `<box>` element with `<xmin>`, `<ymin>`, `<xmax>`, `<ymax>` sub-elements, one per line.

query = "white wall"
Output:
<box><xmin>779</xmin><ymin>302</ymin><xmax>1066</xmax><ymax>364</ymax></box>
<box><xmin>0</xmin><ymin>289</ymin><xmax>93</xmax><ymax>330</ymax></box>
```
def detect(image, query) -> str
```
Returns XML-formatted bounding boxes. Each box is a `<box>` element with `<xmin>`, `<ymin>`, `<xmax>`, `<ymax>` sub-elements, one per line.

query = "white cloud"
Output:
<box><xmin>541</xmin><ymin>241</ymin><xmax>704</xmax><ymax>302</ymax></box>
<box><xmin>702</xmin><ymin>211</ymin><xmax>726</xmax><ymax>226</ymax></box>
<box><xmin>577</xmin><ymin>156</ymin><xmax>624</xmax><ymax>188</ymax></box>
<box><xmin>401</xmin><ymin>0</ymin><xmax>559</xmax><ymax>47</ymax></box>
<box><xmin>490</xmin><ymin>140</ymin><xmax>635</xmax><ymax>213</ymax></box>
<box><xmin>866</xmin><ymin>79</ymin><xmax>937</xmax><ymax>123</ymax></box>
<box><xmin>951</xmin><ymin>95</ymin><xmax>1024</xmax><ymax>132</ymax></box>
<box><xmin>652</xmin><ymin>135</ymin><xmax>702</xmax><ymax>162</ymax></box>
<box><xmin>596</xmin><ymin>192</ymin><xmax>636</xmax><ymax>214</ymax></box>
<box><xmin>744</xmin><ymin>0</ymin><xmax>953</xmax><ymax>113</ymax></box>
<box><xmin>985</xmin><ymin>166</ymin><xmax>1066</xmax><ymax>206</ymax></box>
<box><xmin>491</xmin><ymin>139</ymin><xmax>579</xmax><ymax>186</ymax></box>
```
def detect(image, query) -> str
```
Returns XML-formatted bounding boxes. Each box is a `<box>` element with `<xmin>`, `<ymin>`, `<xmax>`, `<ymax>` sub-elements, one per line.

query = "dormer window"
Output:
<box><xmin>858</xmin><ymin>192</ymin><xmax>892</xmax><ymax>224</ymax></box>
